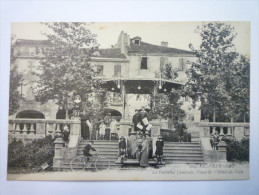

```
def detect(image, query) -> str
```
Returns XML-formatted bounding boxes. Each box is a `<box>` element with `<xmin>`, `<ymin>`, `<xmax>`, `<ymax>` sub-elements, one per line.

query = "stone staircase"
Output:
<box><xmin>163</xmin><ymin>141</ymin><xmax>204</xmax><ymax>164</ymax></box>
<box><xmin>60</xmin><ymin>140</ymin><xmax>204</xmax><ymax>171</ymax></box>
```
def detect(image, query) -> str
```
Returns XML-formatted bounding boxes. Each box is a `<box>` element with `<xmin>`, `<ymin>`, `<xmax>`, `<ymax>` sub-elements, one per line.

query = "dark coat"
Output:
<box><xmin>155</xmin><ymin>140</ymin><xmax>164</xmax><ymax>156</ymax></box>
<box><xmin>119</xmin><ymin>140</ymin><xmax>126</xmax><ymax>150</ymax></box>
<box><xmin>177</xmin><ymin>123</ymin><xmax>187</xmax><ymax>136</ymax></box>
<box><xmin>56</xmin><ymin>109</ymin><xmax>66</xmax><ymax>119</ymax></box>
<box><xmin>80</xmin><ymin>114</ymin><xmax>90</xmax><ymax>139</ymax></box>
<box><xmin>83</xmin><ymin>144</ymin><xmax>96</xmax><ymax>156</ymax></box>
<box><xmin>132</xmin><ymin>113</ymin><xmax>141</xmax><ymax>126</ymax></box>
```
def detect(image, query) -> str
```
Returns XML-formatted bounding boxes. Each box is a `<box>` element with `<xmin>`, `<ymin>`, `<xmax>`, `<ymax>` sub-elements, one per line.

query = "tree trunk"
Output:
<box><xmin>65</xmin><ymin>109</ymin><xmax>69</xmax><ymax>119</ymax></box>
<box><xmin>243</xmin><ymin>113</ymin><xmax>246</xmax><ymax>123</ymax></box>
<box><xmin>213</xmin><ymin>105</ymin><xmax>216</xmax><ymax>122</ymax></box>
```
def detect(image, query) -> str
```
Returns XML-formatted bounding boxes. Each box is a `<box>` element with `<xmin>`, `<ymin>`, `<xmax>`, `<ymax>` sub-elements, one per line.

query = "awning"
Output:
<box><xmin>96</xmin><ymin>77</ymin><xmax>183</xmax><ymax>94</ymax></box>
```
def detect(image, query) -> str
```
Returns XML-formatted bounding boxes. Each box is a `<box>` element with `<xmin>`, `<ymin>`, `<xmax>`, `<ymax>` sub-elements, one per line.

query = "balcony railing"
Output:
<box><xmin>199</xmin><ymin>122</ymin><xmax>250</xmax><ymax>137</ymax></box>
<box><xmin>8</xmin><ymin>118</ymin><xmax>80</xmax><ymax>136</ymax></box>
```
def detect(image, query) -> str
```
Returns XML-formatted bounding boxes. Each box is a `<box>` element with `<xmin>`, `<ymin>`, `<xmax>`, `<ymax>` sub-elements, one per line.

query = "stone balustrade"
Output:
<box><xmin>8</xmin><ymin>118</ymin><xmax>81</xmax><ymax>143</ymax></box>
<box><xmin>199</xmin><ymin>122</ymin><xmax>250</xmax><ymax>139</ymax></box>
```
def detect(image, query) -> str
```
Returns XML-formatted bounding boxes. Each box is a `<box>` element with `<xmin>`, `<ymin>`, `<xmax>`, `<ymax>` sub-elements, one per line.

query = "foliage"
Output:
<box><xmin>224</xmin><ymin>137</ymin><xmax>249</xmax><ymax>162</ymax></box>
<box><xmin>155</xmin><ymin>63</ymin><xmax>178</xmax><ymax>80</ymax></box>
<box><xmin>161</xmin><ymin>130</ymin><xmax>191</xmax><ymax>142</ymax></box>
<box><xmin>151</xmin><ymin>90</ymin><xmax>186</xmax><ymax>122</ymax></box>
<box><xmin>33</xmin><ymin>22</ymin><xmax>107</xmax><ymax>119</ymax></box>
<box><xmin>8</xmin><ymin>136</ymin><xmax>55</xmax><ymax>169</ymax></box>
<box><xmin>185</xmin><ymin>22</ymin><xmax>249</xmax><ymax>122</ymax></box>
<box><xmin>152</xmin><ymin>62</ymin><xmax>185</xmax><ymax>121</ymax></box>
<box><xmin>9</xmin><ymin>35</ymin><xmax>24</xmax><ymax>115</ymax></box>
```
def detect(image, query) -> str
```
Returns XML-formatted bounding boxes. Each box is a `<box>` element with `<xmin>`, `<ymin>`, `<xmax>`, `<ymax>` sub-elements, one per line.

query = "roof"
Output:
<box><xmin>98</xmin><ymin>48</ymin><xmax>126</xmax><ymax>59</ymax></box>
<box><xmin>15</xmin><ymin>39</ymin><xmax>50</xmax><ymax>46</ymax></box>
<box><xmin>128</xmin><ymin>41</ymin><xmax>193</xmax><ymax>55</ymax></box>
<box><xmin>15</xmin><ymin>39</ymin><xmax>126</xmax><ymax>59</ymax></box>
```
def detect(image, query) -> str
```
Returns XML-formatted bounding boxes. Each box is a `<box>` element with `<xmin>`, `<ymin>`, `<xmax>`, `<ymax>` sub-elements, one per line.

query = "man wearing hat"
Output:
<box><xmin>118</xmin><ymin>136</ymin><xmax>127</xmax><ymax>162</ymax></box>
<box><xmin>132</xmin><ymin>109</ymin><xmax>141</xmax><ymax>132</ymax></box>
<box><xmin>155</xmin><ymin>135</ymin><xmax>164</xmax><ymax>164</ymax></box>
<box><xmin>140</xmin><ymin>106</ymin><xmax>152</xmax><ymax>135</ymax></box>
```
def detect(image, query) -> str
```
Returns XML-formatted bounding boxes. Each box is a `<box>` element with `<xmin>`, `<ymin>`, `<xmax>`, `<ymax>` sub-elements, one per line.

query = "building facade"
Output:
<box><xmin>11</xmin><ymin>31</ymin><xmax>201</xmax><ymax>123</ymax></box>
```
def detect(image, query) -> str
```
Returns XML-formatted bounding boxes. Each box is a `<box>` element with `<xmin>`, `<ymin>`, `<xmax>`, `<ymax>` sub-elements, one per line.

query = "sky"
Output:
<box><xmin>11</xmin><ymin>22</ymin><xmax>250</xmax><ymax>55</ymax></box>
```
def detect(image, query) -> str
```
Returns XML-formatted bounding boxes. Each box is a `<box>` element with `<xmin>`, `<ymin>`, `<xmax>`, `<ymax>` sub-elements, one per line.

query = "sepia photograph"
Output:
<box><xmin>7</xmin><ymin>22</ymin><xmax>250</xmax><ymax>181</ymax></box>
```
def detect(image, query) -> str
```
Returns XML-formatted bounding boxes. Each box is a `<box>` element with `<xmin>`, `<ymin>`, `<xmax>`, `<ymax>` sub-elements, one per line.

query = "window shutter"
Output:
<box><xmin>179</xmin><ymin>58</ymin><xmax>183</xmax><ymax>71</ymax></box>
<box><xmin>114</xmin><ymin>65</ymin><xmax>121</xmax><ymax>76</ymax></box>
<box><xmin>183</xmin><ymin>58</ymin><xmax>186</xmax><ymax>71</ymax></box>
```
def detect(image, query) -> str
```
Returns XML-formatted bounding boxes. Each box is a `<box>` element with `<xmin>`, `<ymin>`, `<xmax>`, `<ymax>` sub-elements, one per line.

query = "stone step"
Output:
<box><xmin>77</xmin><ymin>152</ymin><xmax>118</xmax><ymax>157</ymax></box>
<box><xmin>163</xmin><ymin>149</ymin><xmax>202</xmax><ymax>154</ymax></box>
<box><xmin>164</xmin><ymin>152</ymin><xmax>202</xmax><ymax>157</ymax></box>
<box><xmin>78</xmin><ymin>145</ymin><xmax>118</xmax><ymax>149</ymax></box>
<box><xmin>163</xmin><ymin>148</ymin><xmax>202</xmax><ymax>152</ymax></box>
<box><xmin>61</xmin><ymin>164</ymin><xmax>122</xmax><ymax>171</ymax></box>
<box><xmin>163</xmin><ymin>147</ymin><xmax>201</xmax><ymax>151</ymax></box>
<box><xmin>80</xmin><ymin>140</ymin><xmax>118</xmax><ymax>144</ymax></box>
<box><xmin>164</xmin><ymin>143</ymin><xmax>200</xmax><ymax>146</ymax></box>
<box><xmin>163</xmin><ymin>156</ymin><xmax>203</xmax><ymax>161</ymax></box>
<box><xmin>77</xmin><ymin>150</ymin><xmax>118</xmax><ymax>154</ymax></box>
<box><xmin>164</xmin><ymin>160</ymin><xmax>204</xmax><ymax>164</ymax></box>
<box><xmin>164</xmin><ymin>141</ymin><xmax>200</xmax><ymax>144</ymax></box>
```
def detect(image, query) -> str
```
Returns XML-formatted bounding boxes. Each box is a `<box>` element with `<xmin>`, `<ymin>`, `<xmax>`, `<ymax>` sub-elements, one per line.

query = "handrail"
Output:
<box><xmin>199</xmin><ymin>122</ymin><xmax>249</xmax><ymax>127</ymax></box>
<box><xmin>9</xmin><ymin>118</ymin><xmax>80</xmax><ymax>124</ymax></box>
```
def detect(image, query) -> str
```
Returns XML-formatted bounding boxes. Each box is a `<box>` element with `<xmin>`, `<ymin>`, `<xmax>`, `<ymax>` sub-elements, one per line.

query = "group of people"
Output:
<box><xmin>132</xmin><ymin>106</ymin><xmax>152</xmax><ymax>136</ymax></box>
<box><xmin>80</xmin><ymin>111</ymin><xmax>120</xmax><ymax>141</ymax></box>
<box><xmin>118</xmin><ymin>133</ymin><xmax>164</xmax><ymax>167</ymax></box>
<box><xmin>98</xmin><ymin>117</ymin><xmax>119</xmax><ymax>140</ymax></box>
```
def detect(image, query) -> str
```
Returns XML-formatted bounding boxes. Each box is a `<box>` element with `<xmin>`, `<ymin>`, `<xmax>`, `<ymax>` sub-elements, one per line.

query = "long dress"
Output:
<box><xmin>140</xmin><ymin>139</ymin><xmax>149</xmax><ymax>167</ymax></box>
<box><xmin>80</xmin><ymin>114</ymin><xmax>90</xmax><ymax>140</ymax></box>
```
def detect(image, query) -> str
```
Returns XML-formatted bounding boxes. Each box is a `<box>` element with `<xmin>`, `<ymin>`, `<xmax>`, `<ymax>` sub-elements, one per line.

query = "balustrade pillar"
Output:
<box><xmin>212</xmin><ymin>126</ymin><xmax>216</xmax><ymax>135</ymax></box>
<box><xmin>227</xmin><ymin>127</ymin><xmax>232</xmax><ymax>136</ymax></box>
<box><xmin>47</xmin><ymin>123</ymin><xmax>54</xmax><ymax>135</ymax></box>
<box><xmin>14</xmin><ymin>123</ymin><xmax>20</xmax><ymax>134</ymax></box>
<box><xmin>29</xmin><ymin>124</ymin><xmax>36</xmax><ymax>134</ymax></box>
<box><xmin>56</xmin><ymin>124</ymin><xmax>60</xmax><ymax>133</ymax></box>
<box><xmin>219</xmin><ymin>127</ymin><xmax>224</xmax><ymax>136</ymax></box>
<box><xmin>9</xmin><ymin>122</ymin><xmax>14</xmax><ymax>134</ymax></box>
<box><xmin>21</xmin><ymin>124</ymin><xmax>28</xmax><ymax>135</ymax></box>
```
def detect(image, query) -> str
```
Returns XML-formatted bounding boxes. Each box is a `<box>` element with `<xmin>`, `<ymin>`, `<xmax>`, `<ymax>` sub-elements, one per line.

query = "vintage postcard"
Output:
<box><xmin>7</xmin><ymin>22</ymin><xmax>250</xmax><ymax>180</ymax></box>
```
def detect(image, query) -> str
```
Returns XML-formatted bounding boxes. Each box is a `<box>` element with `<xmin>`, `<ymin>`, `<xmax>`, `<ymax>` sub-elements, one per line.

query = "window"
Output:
<box><xmin>96</xmin><ymin>65</ymin><xmax>104</xmax><ymax>76</ymax></box>
<box><xmin>178</xmin><ymin>58</ymin><xmax>186</xmax><ymax>71</ymax></box>
<box><xmin>141</xmin><ymin>57</ymin><xmax>148</xmax><ymax>69</ymax></box>
<box><xmin>29</xmin><ymin>47</ymin><xmax>35</xmax><ymax>56</ymax></box>
<box><xmin>134</xmin><ymin>39</ymin><xmax>140</xmax><ymax>45</ymax></box>
<box><xmin>114</xmin><ymin>65</ymin><xmax>121</xmax><ymax>77</ymax></box>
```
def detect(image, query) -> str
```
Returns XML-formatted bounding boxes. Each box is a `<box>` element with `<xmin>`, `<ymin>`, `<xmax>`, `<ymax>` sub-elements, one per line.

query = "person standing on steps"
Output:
<box><xmin>155</xmin><ymin>135</ymin><xmax>164</xmax><ymax>164</ymax></box>
<box><xmin>99</xmin><ymin>120</ymin><xmax>106</xmax><ymax>140</ymax></box>
<box><xmin>80</xmin><ymin>110</ymin><xmax>92</xmax><ymax>140</ymax></box>
<box><xmin>140</xmin><ymin>106</ymin><xmax>152</xmax><ymax>136</ymax></box>
<box><xmin>176</xmin><ymin>119</ymin><xmax>187</xmax><ymax>142</ymax></box>
<box><xmin>118</xmin><ymin>136</ymin><xmax>127</xmax><ymax>163</ymax></box>
<box><xmin>110</xmin><ymin>117</ymin><xmax>119</xmax><ymax>140</ymax></box>
<box><xmin>140</xmin><ymin>135</ymin><xmax>149</xmax><ymax>167</ymax></box>
<box><xmin>132</xmin><ymin>109</ymin><xmax>141</xmax><ymax>132</ymax></box>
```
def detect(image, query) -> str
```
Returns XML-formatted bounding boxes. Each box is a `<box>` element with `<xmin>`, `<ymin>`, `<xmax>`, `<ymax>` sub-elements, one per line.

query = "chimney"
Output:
<box><xmin>116</xmin><ymin>31</ymin><xmax>129</xmax><ymax>55</ymax></box>
<box><xmin>161</xmin><ymin>41</ymin><xmax>168</xmax><ymax>47</ymax></box>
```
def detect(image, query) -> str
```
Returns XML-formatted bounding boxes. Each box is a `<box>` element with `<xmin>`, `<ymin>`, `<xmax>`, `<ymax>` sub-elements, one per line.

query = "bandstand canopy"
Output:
<box><xmin>99</xmin><ymin>77</ymin><xmax>183</xmax><ymax>94</ymax></box>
